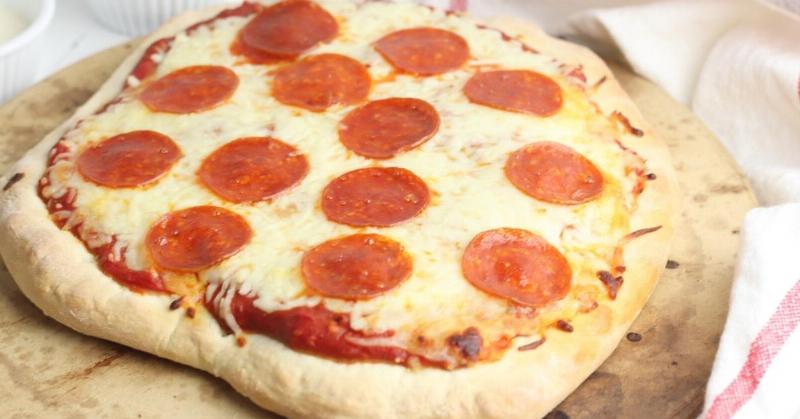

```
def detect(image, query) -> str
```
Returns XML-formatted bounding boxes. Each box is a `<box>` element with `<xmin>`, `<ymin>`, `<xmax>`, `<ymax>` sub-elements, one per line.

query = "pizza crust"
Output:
<box><xmin>0</xmin><ymin>4</ymin><xmax>679</xmax><ymax>418</ymax></box>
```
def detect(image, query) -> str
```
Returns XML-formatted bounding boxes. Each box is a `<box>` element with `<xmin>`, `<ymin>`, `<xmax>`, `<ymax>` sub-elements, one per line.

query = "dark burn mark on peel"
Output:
<box><xmin>518</xmin><ymin>337</ymin><xmax>546</xmax><ymax>351</ymax></box>
<box><xmin>169</xmin><ymin>297</ymin><xmax>183</xmax><ymax>310</ymax></box>
<box><xmin>666</xmin><ymin>260</ymin><xmax>680</xmax><ymax>269</ymax></box>
<box><xmin>626</xmin><ymin>332</ymin><xmax>642</xmax><ymax>342</ymax></box>
<box><xmin>597</xmin><ymin>270</ymin><xmax>623</xmax><ymax>299</ymax></box>
<box><xmin>48</xmin><ymin>348</ymin><xmax>126</xmax><ymax>384</ymax></box>
<box><xmin>447</xmin><ymin>327</ymin><xmax>482</xmax><ymax>360</ymax></box>
<box><xmin>611</xmin><ymin>111</ymin><xmax>644</xmax><ymax>137</ymax></box>
<box><xmin>3</xmin><ymin>173</ymin><xmax>24</xmax><ymax>191</ymax></box>
<box><xmin>710</xmin><ymin>183</ymin><xmax>747</xmax><ymax>194</ymax></box>
<box><xmin>556</xmin><ymin>320</ymin><xmax>573</xmax><ymax>333</ymax></box>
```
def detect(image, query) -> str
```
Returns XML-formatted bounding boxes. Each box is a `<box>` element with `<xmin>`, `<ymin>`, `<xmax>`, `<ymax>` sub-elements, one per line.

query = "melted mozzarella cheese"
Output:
<box><xmin>48</xmin><ymin>0</ymin><xmax>643</xmax><ymax>348</ymax></box>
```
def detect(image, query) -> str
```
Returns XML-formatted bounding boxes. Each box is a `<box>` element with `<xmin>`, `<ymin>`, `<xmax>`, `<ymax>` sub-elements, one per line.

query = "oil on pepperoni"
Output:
<box><xmin>505</xmin><ymin>142</ymin><xmax>603</xmax><ymax>204</ymax></box>
<box><xmin>461</xmin><ymin>228</ymin><xmax>571</xmax><ymax>307</ymax></box>
<box><xmin>464</xmin><ymin>70</ymin><xmax>563</xmax><ymax>116</ymax></box>
<box><xmin>338</xmin><ymin>98</ymin><xmax>440</xmax><ymax>159</ymax></box>
<box><xmin>198</xmin><ymin>137</ymin><xmax>308</xmax><ymax>203</ymax></box>
<box><xmin>146</xmin><ymin>206</ymin><xmax>252</xmax><ymax>272</ymax></box>
<box><xmin>239</xmin><ymin>0</ymin><xmax>337</xmax><ymax>58</ymax></box>
<box><xmin>301</xmin><ymin>234</ymin><xmax>412</xmax><ymax>300</ymax></box>
<box><xmin>375</xmin><ymin>27</ymin><xmax>469</xmax><ymax>75</ymax></box>
<box><xmin>140</xmin><ymin>65</ymin><xmax>239</xmax><ymax>114</ymax></box>
<box><xmin>322</xmin><ymin>167</ymin><xmax>430</xmax><ymax>227</ymax></box>
<box><xmin>272</xmin><ymin>54</ymin><xmax>371</xmax><ymax>112</ymax></box>
<box><xmin>76</xmin><ymin>130</ymin><xmax>181</xmax><ymax>188</ymax></box>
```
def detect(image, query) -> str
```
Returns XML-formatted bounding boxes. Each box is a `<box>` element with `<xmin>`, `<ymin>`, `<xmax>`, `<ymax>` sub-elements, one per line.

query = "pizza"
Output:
<box><xmin>0</xmin><ymin>1</ymin><xmax>678</xmax><ymax>417</ymax></box>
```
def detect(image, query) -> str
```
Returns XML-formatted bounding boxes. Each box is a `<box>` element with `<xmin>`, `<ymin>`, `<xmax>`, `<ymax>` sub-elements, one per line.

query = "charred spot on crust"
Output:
<box><xmin>186</xmin><ymin>307</ymin><xmax>196</xmax><ymax>318</ymax></box>
<box><xmin>626</xmin><ymin>332</ymin><xmax>642</xmax><ymax>342</ymax></box>
<box><xmin>611</xmin><ymin>111</ymin><xmax>644</xmax><ymax>137</ymax></box>
<box><xmin>236</xmin><ymin>335</ymin><xmax>247</xmax><ymax>347</ymax></box>
<box><xmin>646</xmin><ymin>173</ymin><xmax>657</xmax><ymax>180</ymax></box>
<box><xmin>597</xmin><ymin>270</ymin><xmax>624</xmax><ymax>299</ymax></box>
<box><xmin>592</xmin><ymin>75</ymin><xmax>607</xmax><ymax>89</ymax></box>
<box><xmin>518</xmin><ymin>337</ymin><xmax>546</xmax><ymax>351</ymax></box>
<box><xmin>625</xmin><ymin>225</ymin><xmax>662</xmax><ymax>241</ymax></box>
<box><xmin>3</xmin><ymin>173</ymin><xmax>24</xmax><ymax>191</ymax></box>
<box><xmin>666</xmin><ymin>260</ymin><xmax>680</xmax><ymax>269</ymax></box>
<box><xmin>447</xmin><ymin>327</ymin><xmax>483</xmax><ymax>360</ymax></box>
<box><xmin>169</xmin><ymin>297</ymin><xmax>183</xmax><ymax>310</ymax></box>
<box><xmin>555</xmin><ymin>320</ymin><xmax>574</xmax><ymax>333</ymax></box>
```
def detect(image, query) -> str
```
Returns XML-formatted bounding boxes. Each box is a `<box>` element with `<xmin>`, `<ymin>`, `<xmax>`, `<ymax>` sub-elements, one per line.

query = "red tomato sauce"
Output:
<box><xmin>205</xmin><ymin>290</ymin><xmax>446</xmax><ymax>368</ymax></box>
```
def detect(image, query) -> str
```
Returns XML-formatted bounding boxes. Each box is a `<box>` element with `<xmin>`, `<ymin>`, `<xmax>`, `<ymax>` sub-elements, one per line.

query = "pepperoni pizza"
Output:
<box><xmin>0</xmin><ymin>1</ymin><xmax>678</xmax><ymax>417</ymax></box>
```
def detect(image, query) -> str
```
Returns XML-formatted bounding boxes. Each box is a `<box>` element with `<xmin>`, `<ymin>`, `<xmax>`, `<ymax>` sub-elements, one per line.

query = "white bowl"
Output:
<box><xmin>0</xmin><ymin>0</ymin><xmax>55</xmax><ymax>104</ymax></box>
<box><xmin>85</xmin><ymin>0</ymin><xmax>237</xmax><ymax>37</ymax></box>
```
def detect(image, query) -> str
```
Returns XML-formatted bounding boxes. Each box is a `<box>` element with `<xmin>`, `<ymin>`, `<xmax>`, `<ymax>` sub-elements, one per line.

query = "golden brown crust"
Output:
<box><xmin>0</xmin><ymin>6</ymin><xmax>679</xmax><ymax>419</ymax></box>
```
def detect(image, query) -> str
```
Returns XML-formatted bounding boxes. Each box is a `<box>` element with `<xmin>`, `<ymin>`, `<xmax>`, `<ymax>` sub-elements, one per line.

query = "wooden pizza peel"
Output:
<box><xmin>0</xmin><ymin>41</ymin><xmax>757</xmax><ymax>418</ymax></box>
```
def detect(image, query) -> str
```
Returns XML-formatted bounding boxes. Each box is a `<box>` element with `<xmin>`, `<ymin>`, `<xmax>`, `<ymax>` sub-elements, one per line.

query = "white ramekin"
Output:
<box><xmin>85</xmin><ymin>0</ymin><xmax>238</xmax><ymax>37</ymax></box>
<box><xmin>0</xmin><ymin>0</ymin><xmax>55</xmax><ymax>104</ymax></box>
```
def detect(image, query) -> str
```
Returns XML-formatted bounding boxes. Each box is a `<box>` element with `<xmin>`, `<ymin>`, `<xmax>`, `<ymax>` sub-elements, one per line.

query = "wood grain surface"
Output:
<box><xmin>0</xmin><ymin>41</ymin><xmax>757</xmax><ymax>419</ymax></box>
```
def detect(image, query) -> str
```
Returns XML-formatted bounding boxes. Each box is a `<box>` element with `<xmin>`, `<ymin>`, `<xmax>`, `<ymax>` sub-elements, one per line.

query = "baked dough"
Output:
<box><xmin>0</xmin><ymin>2</ymin><xmax>679</xmax><ymax>417</ymax></box>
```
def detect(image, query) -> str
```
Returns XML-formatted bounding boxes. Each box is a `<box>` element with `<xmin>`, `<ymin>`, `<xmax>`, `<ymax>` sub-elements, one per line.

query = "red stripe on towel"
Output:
<box><xmin>707</xmin><ymin>279</ymin><xmax>800</xmax><ymax>419</ymax></box>
<box><xmin>448</xmin><ymin>0</ymin><xmax>467</xmax><ymax>12</ymax></box>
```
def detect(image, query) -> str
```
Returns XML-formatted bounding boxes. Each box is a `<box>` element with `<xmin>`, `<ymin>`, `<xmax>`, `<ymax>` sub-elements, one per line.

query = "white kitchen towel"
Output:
<box><xmin>703</xmin><ymin>205</ymin><xmax>800</xmax><ymax>418</ymax></box>
<box><xmin>564</xmin><ymin>2</ymin><xmax>800</xmax><ymax>418</ymax></box>
<box><xmin>423</xmin><ymin>1</ymin><xmax>800</xmax><ymax>418</ymax></box>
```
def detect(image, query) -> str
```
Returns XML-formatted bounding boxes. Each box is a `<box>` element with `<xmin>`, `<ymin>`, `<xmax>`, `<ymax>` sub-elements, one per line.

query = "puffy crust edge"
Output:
<box><xmin>0</xmin><ymin>6</ymin><xmax>680</xmax><ymax>419</ymax></box>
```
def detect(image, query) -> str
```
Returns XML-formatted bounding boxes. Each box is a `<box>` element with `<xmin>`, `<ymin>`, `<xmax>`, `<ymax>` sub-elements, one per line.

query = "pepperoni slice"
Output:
<box><xmin>505</xmin><ymin>142</ymin><xmax>603</xmax><ymax>204</ymax></box>
<box><xmin>338</xmin><ymin>98</ymin><xmax>439</xmax><ymax>159</ymax></box>
<box><xmin>146</xmin><ymin>206</ymin><xmax>252</xmax><ymax>272</ymax></box>
<box><xmin>76</xmin><ymin>130</ymin><xmax>181</xmax><ymax>188</ymax></box>
<box><xmin>239</xmin><ymin>0</ymin><xmax>337</xmax><ymax>58</ymax></box>
<box><xmin>302</xmin><ymin>234</ymin><xmax>412</xmax><ymax>300</ymax></box>
<box><xmin>463</xmin><ymin>70</ymin><xmax>563</xmax><ymax>116</ymax></box>
<box><xmin>322</xmin><ymin>167</ymin><xmax>429</xmax><ymax>227</ymax></box>
<box><xmin>230</xmin><ymin>34</ymin><xmax>283</xmax><ymax>65</ymax></box>
<box><xmin>375</xmin><ymin>27</ymin><xmax>469</xmax><ymax>75</ymax></box>
<box><xmin>199</xmin><ymin>137</ymin><xmax>308</xmax><ymax>203</ymax></box>
<box><xmin>272</xmin><ymin>54</ymin><xmax>371</xmax><ymax>112</ymax></box>
<box><xmin>461</xmin><ymin>228</ymin><xmax>571</xmax><ymax>307</ymax></box>
<box><xmin>140</xmin><ymin>65</ymin><xmax>239</xmax><ymax>114</ymax></box>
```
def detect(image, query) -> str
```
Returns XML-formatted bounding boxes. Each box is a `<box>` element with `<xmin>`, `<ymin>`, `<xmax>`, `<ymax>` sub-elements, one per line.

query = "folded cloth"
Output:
<box><xmin>419</xmin><ymin>0</ymin><xmax>800</xmax><ymax>417</ymax></box>
<box><xmin>703</xmin><ymin>205</ymin><xmax>800</xmax><ymax>419</ymax></box>
<box><xmin>565</xmin><ymin>2</ymin><xmax>800</xmax><ymax>417</ymax></box>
